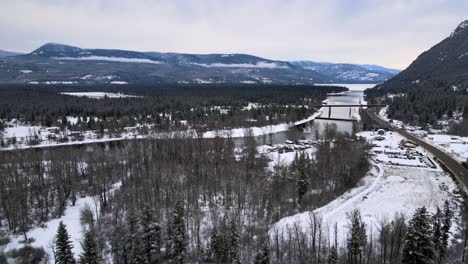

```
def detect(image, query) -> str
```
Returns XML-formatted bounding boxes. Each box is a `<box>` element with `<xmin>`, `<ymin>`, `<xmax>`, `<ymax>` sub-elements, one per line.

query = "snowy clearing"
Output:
<box><xmin>61</xmin><ymin>92</ymin><xmax>140</xmax><ymax>99</ymax></box>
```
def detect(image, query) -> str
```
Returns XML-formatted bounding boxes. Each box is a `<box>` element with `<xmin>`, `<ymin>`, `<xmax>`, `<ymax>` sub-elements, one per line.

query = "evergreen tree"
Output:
<box><xmin>208</xmin><ymin>226</ymin><xmax>220</xmax><ymax>261</ymax></box>
<box><xmin>439</xmin><ymin>201</ymin><xmax>453</xmax><ymax>263</ymax></box>
<box><xmin>293</xmin><ymin>152</ymin><xmax>309</xmax><ymax>207</ymax></box>
<box><xmin>229</xmin><ymin>218</ymin><xmax>240</xmax><ymax>264</ymax></box>
<box><xmin>130</xmin><ymin>211</ymin><xmax>147</xmax><ymax>264</ymax></box>
<box><xmin>208</xmin><ymin>222</ymin><xmax>228</xmax><ymax>262</ymax></box>
<box><xmin>432</xmin><ymin>207</ymin><xmax>442</xmax><ymax>261</ymax></box>
<box><xmin>78</xmin><ymin>231</ymin><xmax>100</xmax><ymax>264</ymax></box>
<box><xmin>254</xmin><ymin>241</ymin><xmax>270</xmax><ymax>264</ymax></box>
<box><xmin>55</xmin><ymin>221</ymin><xmax>75</xmax><ymax>264</ymax></box>
<box><xmin>140</xmin><ymin>204</ymin><xmax>161</xmax><ymax>263</ymax></box>
<box><xmin>402</xmin><ymin>207</ymin><xmax>435</xmax><ymax>264</ymax></box>
<box><xmin>167</xmin><ymin>201</ymin><xmax>187</xmax><ymax>264</ymax></box>
<box><xmin>347</xmin><ymin>210</ymin><xmax>367</xmax><ymax>264</ymax></box>
<box><xmin>327</xmin><ymin>246</ymin><xmax>339</xmax><ymax>264</ymax></box>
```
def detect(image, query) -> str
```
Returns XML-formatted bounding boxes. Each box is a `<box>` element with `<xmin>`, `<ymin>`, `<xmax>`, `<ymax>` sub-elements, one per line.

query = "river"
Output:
<box><xmin>244</xmin><ymin>83</ymin><xmax>377</xmax><ymax>146</ymax></box>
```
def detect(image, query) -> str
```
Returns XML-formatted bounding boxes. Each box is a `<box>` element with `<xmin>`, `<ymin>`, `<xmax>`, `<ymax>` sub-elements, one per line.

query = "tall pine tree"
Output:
<box><xmin>327</xmin><ymin>246</ymin><xmax>338</xmax><ymax>264</ymax></box>
<box><xmin>78</xmin><ymin>231</ymin><xmax>100</xmax><ymax>264</ymax></box>
<box><xmin>402</xmin><ymin>207</ymin><xmax>435</xmax><ymax>264</ymax></box>
<box><xmin>347</xmin><ymin>210</ymin><xmax>367</xmax><ymax>264</ymax></box>
<box><xmin>140</xmin><ymin>204</ymin><xmax>161</xmax><ymax>263</ymax></box>
<box><xmin>229</xmin><ymin>218</ymin><xmax>240</xmax><ymax>264</ymax></box>
<box><xmin>438</xmin><ymin>201</ymin><xmax>453</xmax><ymax>264</ymax></box>
<box><xmin>167</xmin><ymin>201</ymin><xmax>187</xmax><ymax>264</ymax></box>
<box><xmin>254</xmin><ymin>241</ymin><xmax>270</xmax><ymax>264</ymax></box>
<box><xmin>55</xmin><ymin>221</ymin><xmax>75</xmax><ymax>264</ymax></box>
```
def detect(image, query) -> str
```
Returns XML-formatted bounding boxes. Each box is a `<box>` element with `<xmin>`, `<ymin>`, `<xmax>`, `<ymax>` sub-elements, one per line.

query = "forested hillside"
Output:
<box><xmin>365</xmin><ymin>20</ymin><xmax>468</xmax><ymax>134</ymax></box>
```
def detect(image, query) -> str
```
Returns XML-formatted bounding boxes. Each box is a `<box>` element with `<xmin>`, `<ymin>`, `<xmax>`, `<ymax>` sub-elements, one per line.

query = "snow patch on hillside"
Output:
<box><xmin>192</xmin><ymin>61</ymin><xmax>289</xmax><ymax>69</ymax></box>
<box><xmin>61</xmin><ymin>92</ymin><xmax>139</xmax><ymax>99</ymax></box>
<box><xmin>53</xmin><ymin>56</ymin><xmax>161</xmax><ymax>64</ymax></box>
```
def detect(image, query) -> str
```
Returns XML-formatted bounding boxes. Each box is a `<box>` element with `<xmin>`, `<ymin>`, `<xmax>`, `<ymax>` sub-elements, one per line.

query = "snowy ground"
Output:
<box><xmin>4</xmin><ymin>182</ymin><xmax>121</xmax><ymax>261</ymax></box>
<box><xmin>1</xmin><ymin>109</ymin><xmax>324</xmax><ymax>150</ymax></box>
<box><xmin>270</xmin><ymin>130</ymin><xmax>464</xmax><ymax>246</ymax></box>
<box><xmin>202</xmin><ymin>109</ymin><xmax>323</xmax><ymax>138</ymax></box>
<box><xmin>1</xmin><ymin>124</ymin><xmax>144</xmax><ymax>151</ymax></box>
<box><xmin>426</xmin><ymin>134</ymin><xmax>468</xmax><ymax>163</ymax></box>
<box><xmin>379</xmin><ymin>107</ymin><xmax>468</xmax><ymax>163</ymax></box>
<box><xmin>258</xmin><ymin>144</ymin><xmax>317</xmax><ymax>171</ymax></box>
<box><xmin>61</xmin><ymin>92</ymin><xmax>140</xmax><ymax>99</ymax></box>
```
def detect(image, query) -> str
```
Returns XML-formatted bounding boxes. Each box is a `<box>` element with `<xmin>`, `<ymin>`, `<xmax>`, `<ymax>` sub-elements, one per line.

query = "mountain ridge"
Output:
<box><xmin>0</xmin><ymin>42</ymin><xmax>397</xmax><ymax>85</ymax></box>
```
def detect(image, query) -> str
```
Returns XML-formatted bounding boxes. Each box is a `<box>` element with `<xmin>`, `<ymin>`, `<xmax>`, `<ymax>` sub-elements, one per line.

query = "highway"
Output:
<box><xmin>366</xmin><ymin>108</ymin><xmax>468</xmax><ymax>197</ymax></box>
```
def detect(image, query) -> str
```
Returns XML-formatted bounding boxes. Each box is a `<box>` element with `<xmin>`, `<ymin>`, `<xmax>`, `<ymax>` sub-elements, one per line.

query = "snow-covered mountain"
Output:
<box><xmin>290</xmin><ymin>61</ymin><xmax>398</xmax><ymax>82</ymax></box>
<box><xmin>0</xmin><ymin>43</ymin><xmax>396</xmax><ymax>85</ymax></box>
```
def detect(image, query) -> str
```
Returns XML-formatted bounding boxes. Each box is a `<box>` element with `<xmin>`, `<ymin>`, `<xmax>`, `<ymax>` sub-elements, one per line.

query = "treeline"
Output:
<box><xmin>365</xmin><ymin>80</ymin><xmax>467</xmax><ymax>134</ymax></box>
<box><xmin>0</xmin><ymin>84</ymin><xmax>346</xmax><ymax>133</ymax></box>
<box><xmin>0</xmin><ymin>129</ymin><xmax>373</xmax><ymax>263</ymax></box>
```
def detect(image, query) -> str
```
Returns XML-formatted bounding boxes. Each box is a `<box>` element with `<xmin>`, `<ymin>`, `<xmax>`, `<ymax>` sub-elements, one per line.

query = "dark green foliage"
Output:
<box><xmin>292</xmin><ymin>152</ymin><xmax>310</xmax><ymax>207</ymax></box>
<box><xmin>78</xmin><ymin>231</ymin><xmax>100</xmax><ymax>264</ymax></box>
<box><xmin>139</xmin><ymin>204</ymin><xmax>161</xmax><ymax>262</ymax></box>
<box><xmin>7</xmin><ymin>246</ymin><xmax>45</xmax><ymax>264</ymax></box>
<box><xmin>127</xmin><ymin>210</ymin><xmax>146</xmax><ymax>264</ymax></box>
<box><xmin>402</xmin><ymin>207</ymin><xmax>435</xmax><ymax>264</ymax></box>
<box><xmin>366</xmin><ymin>80</ymin><xmax>467</xmax><ymax>135</ymax></box>
<box><xmin>208</xmin><ymin>217</ymin><xmax>241</xmax><ymax>263</ymax></box>
<box><xmin>327</xmin><ymin>246</ymin><xmax>338</xmax><ymax>264</ymax></box>
<box><xmin>167</xmin><ymin>201</ymin><xmax>187</xmax><ymax>263</ymax></box>
<box><xmin>229</xmin><ymin>219</ymin><xmax>241</xmax><ymax>264</ymax></box>
<box><xmin>254</xmin><ymin>241</ymin><xmax>270</xmax><ymax>264</ymax></box>
<box><xmin>0</xmin><ymin>84</ymin><xmax>345</xmax><ymax>131</ymax></box>
<box><xmin>439</xmin><ymin>201</ymin><xmax>453</xmax><ymax>263</ymax></box>
<box><xmin>347</xmin><ymin>210</ymin><xmax>367</xmax><ymax>264</ymax></box>
<box><xmin>432</xmin><ymin>207</ymin><xmax>443</xmax><ymax>261</ymax></box>
<box><xmin>55</xmin><ymin>221</ymin><xmax>75</xmax><ymax>264</ymax></box>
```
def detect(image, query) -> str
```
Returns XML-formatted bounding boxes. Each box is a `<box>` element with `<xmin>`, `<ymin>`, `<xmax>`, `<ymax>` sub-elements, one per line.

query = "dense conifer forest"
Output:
<box><xmin>0</xmin><ymin>84</ymin><xmax>346</xmax><ymax>133</ymax></box>
<box><xmin>365</xmin><ymin>81</ymin><xmax>468</xmax><ymax>135</ymax></box>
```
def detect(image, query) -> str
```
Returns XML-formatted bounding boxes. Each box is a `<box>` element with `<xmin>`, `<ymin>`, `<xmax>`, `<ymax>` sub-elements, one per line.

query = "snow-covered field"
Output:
<box><xmin>426</xmin><ymin>134</ymin><xmax>468</xmax><ymax>163</ymax></box>
<box><xmin>379</xmin><ymin>107</ymin><xmax>468</xmax><ymax>163</ymax></box>
<box><xmin>61</xmin><ymin>92</ymin><xmax>140</xmax><ymax>99</ymax></box>
<box><xmin>270</xmin><ymin>130</ymin><xmax>463</xmax><ymax>245</ymax></box>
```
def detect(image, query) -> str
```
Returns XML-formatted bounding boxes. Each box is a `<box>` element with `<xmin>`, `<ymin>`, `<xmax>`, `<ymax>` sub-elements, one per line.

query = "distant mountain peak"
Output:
<box><xmin>32</xmin><ymin>43</ymin><xmax>82</xmax><ymax>55</ymax></box>
<box><xmin>450</xmin><ymin>20</ymin><xmax>468</xmax><ymax>37</ymax></box>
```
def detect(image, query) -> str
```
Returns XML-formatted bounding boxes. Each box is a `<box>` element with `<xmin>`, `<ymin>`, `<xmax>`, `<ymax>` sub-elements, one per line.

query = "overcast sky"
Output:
<box><xmin>1</xmin><ymin>0</ymin><xmax>467</xmax><ymax>69</ymax></box>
